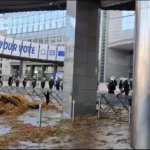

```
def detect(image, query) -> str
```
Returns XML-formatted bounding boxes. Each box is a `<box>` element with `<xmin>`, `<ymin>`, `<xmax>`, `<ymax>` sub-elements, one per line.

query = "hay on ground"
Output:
<box><xmin>0</xmin><ymin>94</ymin><xmax>59</xmax><ymax>116</ymax></box>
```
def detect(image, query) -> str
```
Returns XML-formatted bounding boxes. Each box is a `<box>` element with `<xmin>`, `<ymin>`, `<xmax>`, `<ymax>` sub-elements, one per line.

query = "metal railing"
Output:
<box><xmin>0</xmin><ymin>86</ymin><xmax>62</xmax><ymax>105</ymax></box>
<box><xmin>0</xmin><ymin>86</ymin><xmax>131</xmax><ymax>118</ymax></box>
<box><xmin>97</xmin><ymin>93</ymin><xmax>131</xmax><ymax>114</ymax></box>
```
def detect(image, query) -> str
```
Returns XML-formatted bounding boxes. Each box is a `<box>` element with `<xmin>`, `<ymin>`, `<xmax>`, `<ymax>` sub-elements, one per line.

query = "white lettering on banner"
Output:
<box><xmin>30</xmin><ymin>43</ymin><xmax>39</xmax><ymax>58</ymax></box>
<box><xmin>12</xmin><ymin>39</ymin><xmax>22</xmax><ymax>56</ymax></box>
<box><xmin>0</xmin><ymin>36</ymin><xmax>5</xmax><ymax>53</ymax></box>
<box><xmin>21</xmin><ymin>41</ymin><xmax>31</xmax><ymax>58</ymax></box>
<box><xmin>48</xmin><ymin>45</ymin><xmax>57</xmax><ymax>61</ymax></box>
<box><xmin>3</xmin><ymin>37</ymin><xmax>14</xmax><ymax>55</ymax></box>
<box><xmin>39</xmin><ymin>44</ymin><xmax>48</xmax><ymax>60</ymax></box>
<box><xmin>56</xmin><ymin>46</ymin><xmax>65</xmax><ymax>61</ymax></box>
<box><xmin>0</xmin><ymin>35</ymin><xmax>65</xmax><ymax>62</ymax></box>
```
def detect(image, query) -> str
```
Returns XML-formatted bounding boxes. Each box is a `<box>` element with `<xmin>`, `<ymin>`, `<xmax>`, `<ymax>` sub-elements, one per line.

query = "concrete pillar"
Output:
<box><xmin>54</xmin><ymin>64</ymin><xmax>58</xmax><ymax>73</ymax></box>
<box><xmin>41</xmin><ymin>65</ymin><xmax>46</xmax><ymax>78</ymax></box>
<box><xmin>19</xmin><ymin>61</ymin><xmax>26</xmax><ymax>78</ymax></box>
<box><xmin>54</xmin><ymin>64</ymin><xmax>58</xmax><ymax>81</ymax></box>
<box><xmin>30</xmin><ymin>65</ymin><xmax>35</xmax><ymax>78</ymax></box>
<box><xmin>131</xmin><ymin>1</ymin><xmax>150</xmax><ymax>149</ymax></box>
<box><xmin>62</xmin><ymin>0</ymin><xmax>100</xmax><ymax>118</ymax></box>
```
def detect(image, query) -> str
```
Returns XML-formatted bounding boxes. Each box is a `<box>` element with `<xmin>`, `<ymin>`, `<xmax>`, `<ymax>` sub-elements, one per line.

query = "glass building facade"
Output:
<box><xmin>122</xmin><ymin>11</ymin><xmax>135</xmax><ymax>30</ymax></box>
<box><xmin>0</xmin><ymin>11</ymin><xmax>67</xmax><ymax>79</ymax></box>
<box><xmin>0</xmin><ymin>11</ymin><xmax>66</xmax><ymax>45</ymax></box>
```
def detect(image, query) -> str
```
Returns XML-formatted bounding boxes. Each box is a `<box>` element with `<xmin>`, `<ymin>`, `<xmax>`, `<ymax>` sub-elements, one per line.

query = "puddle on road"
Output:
<box><xmin>67</xmin><ymin>119</ymin><xmax>131</xmax><ymax>149</ymax></box>
<box><xmin>1</xmin><ymin>109</ymin><xmax>131</xmax><ymax>149</ymax></box>
<box><xmin>0</xmin><ymin>117</ymin><xmax>11</xmax><ymax>136</ymax></box>
<box><xmin>18</xmin><ymin>109</ymin><xmax>61</xmax><ymax>127</ymax></box>
<box><xmin>0</xmin><ymin>125</ymin><xmax>11</xmax><ymax>136</ymax></box>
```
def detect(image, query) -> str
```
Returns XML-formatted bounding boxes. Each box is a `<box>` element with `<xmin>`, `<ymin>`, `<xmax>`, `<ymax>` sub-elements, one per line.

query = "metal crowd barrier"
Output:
<box><xmin>97</xmin><ymin>93</ymin><xmax>131</xmax><ymax>115</ymax></box>
<box><xmin>0</xmin><ymin>86</ymin><xmax>131</xmax><ymax>116</ymax></box>
<box><xmin>0</xmin><ymin>86</ymin><xmax>63</xmax><ymax>105</ymax></box>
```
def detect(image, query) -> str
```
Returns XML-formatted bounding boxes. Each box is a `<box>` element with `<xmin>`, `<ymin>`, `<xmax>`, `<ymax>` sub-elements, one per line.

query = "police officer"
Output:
<box><xmin>49</xmin><ymin>77</ymin><xmax>54</xmax><ymax>90</ymax></box>
<box><xmin>41</xmin><ymin>78</ymin><xmax>46</xmax><ymax>89</ymax></box>
<box><xmin>32</xmin><ymin>76</ymin><xmax>36</xmax><ymax>89</ymax></box>
<box><xmin>44</xmin><ymin>90</ymin><xmax>52</xmax><ymax>105</ymax></box>
<box><xmin>119</xmin><ymin>77</ymin><xmax>123</xmax><ymax>92</ymax></box>
<box><xmin>8</xmin><ymin>75</ymin><xmax>13</xmax><ymax>87</ymax></box>
<box><xmin>112</xmin><ymin>76</ymin><xmax>117</xmax><ymax>87</ymax></box>
<box><xmin>55</xmin><ymin>77</ymin><xmax>61</xmax><ymax>91</ymax></box>
<box><xmin>107</xmin><ymin>77</ymin><xmax>116</xmax><ymax>94</ymax></box>
<box><xmin>0</xmin><ymin>75</ymin><xmax>3</xmax><ymax>86</ymax></box>
<box><xmin>15</xmin><ymin>77</ymin><xmax>20</xmax><ymax>87</ymax></box>
<box><xmin>23</xmin><ymin>76</ymin><xmax>27</xmax><ymax>88</ymax></box>
<box><xmin>122</xmin><ymin>78</ymin><xmax>130</xmax><ymax>96</ymax></box>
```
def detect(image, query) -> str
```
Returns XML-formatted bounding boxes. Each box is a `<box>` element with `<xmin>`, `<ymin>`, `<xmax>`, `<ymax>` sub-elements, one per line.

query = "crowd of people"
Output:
<box><xmin>107</xmin><ymin>76</ymin><xmax>132</xmax><ymax>95</ymax></box>
<box><xmin>0</xmin><ymin>75</ymin><xmax>63</xmax><ymax>91</ymax></box>
<box><xmin>0</xmin><ymin>74</ymin><xmax>133</xmax><ymax>95</ymax></box>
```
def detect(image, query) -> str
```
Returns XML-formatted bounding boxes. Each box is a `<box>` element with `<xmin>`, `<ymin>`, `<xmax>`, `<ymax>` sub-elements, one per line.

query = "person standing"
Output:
<box><xmin>23</xmin><ymin>76</ymin><xmax>27</xmax><ymax>88</ymax></box>
<box><xmin>8</xmin><ymin>75</ymin><xmax>13</xmax><ymax>87</ymax></box>
<box><xmin>119</xmin><ymin>77</ymin><xmax>123</xmax><ymax>92</ymax></box>
<box><xmin>32</xmin><ymin>76</ymin><xmax>37</xmax><ymax>89</ymax></box>
<box><xmin>107</xmin><ymin>77</ymin><xmax>116</xmax><ymax>94</ymax></box>
<box><xmin>55</xmin><ymin>77</ymin><xmax>61</xmax><ymax>91</ymax></box>
<box><xmin>41</xmin><ymin>78</ymin><xmax>46</xmax><ymax>89</ymax></box>
<box><xmin>15</xmin><ymin>77</ymin><xmax>20</xmax><ymax>87</ymax></box>
<box><xmin>49</xmin><ymin>77</ymin><xmax>54</xmax><ymax>90</ymax></box>
<box><xmin>0</xmin><ymin>75</ymin><xmax>3</xmax><ymax>86</ymax></box>
<box><xmin>122</xmin><ymin>78</ymin><xmax>130</xmax><ymax>96</ymax></box>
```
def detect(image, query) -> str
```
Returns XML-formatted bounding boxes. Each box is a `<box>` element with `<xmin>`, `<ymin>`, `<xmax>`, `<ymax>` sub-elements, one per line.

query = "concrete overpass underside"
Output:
<box><xmin>1</xmin><ymin>0</ymin><xmax>150</xmax><ymax>149</ymax></box>
<box><xmin>0</xmin><ymin>0</ymin><xmax>135</xmax><ymax>12</ymax></box>
<box><xmin>0</xmin><ymin>53</ymin><xmax>63</xmax><ymax>65</ymax></box>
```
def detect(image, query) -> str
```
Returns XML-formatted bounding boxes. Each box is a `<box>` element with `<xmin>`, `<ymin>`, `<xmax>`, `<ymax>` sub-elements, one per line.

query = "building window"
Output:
<box><xmin>63</xmin><ymin>35</ymin><xmax>65</xmax><ymax>41</ymax></box>
<box><xmin>0</xmin><ymin>64</ymin><xmax>2</xmax><ymax>68</ymax></box>
<box><xmin>39</xmin><ymin>38</ymin><xmax>43</xmax><ymax>44</ymax></box>
<box><xmin>51</xmin><ymin>37</ymin><xmax>55</xmax><ymax>43</ymax></box>
<box><xmin>39</xmin><ymin>22</ymin><xmax>44</xmax><ymax>30</ymax></box>
<box><xmin>122</xmin><ymin>11</ymin><xmax>135</xmax><ymax>30</ymax></box>
<box><xmin>17</xmin><ymin>25</ymin><xmax>22</xmax><ymax>33</ymax></box>
<box><xmin>45</xmin><ymin>20</ymin><xmax>50</xmax><ymax>29</ymax></box>
<box><xmin>63</xmin><ymin>17</ymin><xmax>66</xmax><ymax>27</ymax></box>
<box><xmin>0</xmin><ymin>70</ymin><xmax>2</xmax><ymax>74</ymax></box>
<box><xmin>34</xmin><ymin>14</ymin><xmax>39</xmax><ymax>22</ymax></box>
<box><xmin>22</xmin><ymin>24</ymin><xmax>27</xmax><ymax>33</ymax></box>
<box><xmin>45</xmin><ymin>37</ymin><xmax>49</xmax><ymax>44</ymax></box>
<box><xmin>57</xmin><ymin>36</ymin><xmax>62</xmax><ymax>42</ymax></box>
<box><xmin>28</xmin><ymin>23</ymin><xmax>33</xmax><ymax>32</ymax></box>
<box><xmin>12</xmin><ymin>26</ymin><xmax>17</xmax><ymax>34</ymax></box>
<box><xmin>28</xmin><ymin>39</ymin><xmax>32</xmax><ymax>42</ymax></box>
<box><xmin>34</xmin><ymin>22</ymin><xmax>39</xmax><ymax>31</ymax></box>
<box><xmin>33</xmin><ymin>39</ymin><xmax>38</xmax><ymax>43</ymax></box>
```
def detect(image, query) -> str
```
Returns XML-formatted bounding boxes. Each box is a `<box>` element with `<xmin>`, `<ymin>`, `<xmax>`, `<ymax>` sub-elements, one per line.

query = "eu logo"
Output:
<box><xmin>58</xmin><ymin>51</ymin><xmax>65</xmax><ymax>56</ymax></box>
<box><xmin>49</xmin><ymin>50</ymin><xmax>55</xmax><ymax>55</ymax></box>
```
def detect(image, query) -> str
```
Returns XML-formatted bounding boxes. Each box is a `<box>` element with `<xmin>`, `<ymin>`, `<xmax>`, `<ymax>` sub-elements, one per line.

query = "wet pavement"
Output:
<box><xmin>0</xmin><ymin>125</ymin><xmax>11</xmax><ymax>136</ymax></box>
<box><xmin>0</xmin><ymin>118</ymin><xmax>11</xmax><ymax>136</ymax></box>
<box><xmin>0</xmin><ymin>109</ymin><xmax>131</xmax><ymax>149</ymax></box>
<box><xmin>18</xmin><ymin>109</ymin><xmax>61</xmax><ymax>127</ymax></box>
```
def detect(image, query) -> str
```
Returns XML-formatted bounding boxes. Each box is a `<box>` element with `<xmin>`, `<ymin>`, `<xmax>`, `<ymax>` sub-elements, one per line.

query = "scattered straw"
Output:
<box><xmin>0</xmin><ymin>111</ymin><xmax>128</xmax><ymax>149</ymax></box>
<box><xmin>0</xmin><ymin>94</ymin><xmax>59</xmax><ymax>116</ymax></box>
